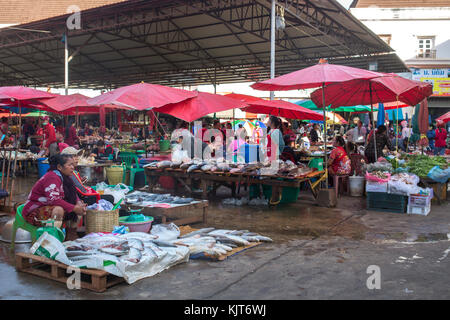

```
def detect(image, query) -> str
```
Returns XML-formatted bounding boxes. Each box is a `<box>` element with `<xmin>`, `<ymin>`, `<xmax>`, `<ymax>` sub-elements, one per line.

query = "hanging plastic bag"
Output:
<box><xmin>427</xmin><ymin>166</ymin><xmax>450</xmax><ymax>184</ymax></box>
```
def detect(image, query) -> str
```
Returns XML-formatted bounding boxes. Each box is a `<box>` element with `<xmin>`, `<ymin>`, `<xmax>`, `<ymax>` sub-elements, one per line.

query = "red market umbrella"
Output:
<box><xmin>436</xmin><ymin>111</ymin><xmax>450</xmax><ymax>123</ymax></box>
<box><xmin>34</xmin><ymin>93</ymin><xmax>128</xmax><ymax>114</ymax></box>
<box><xmin>251</xmin><ymin>62</ymin><xmax>385</xmax><ymax>91</ymax></box>
<box><xmin>154</xmin><ymin>91</ymin><xmax>248</xmax><ymax>123</ymax></box>
<box><xmin>87</xmin><ymin>83</ymin><xmax>197</xmax><ymax>110</ymax></box>
<box><xmin>310</xmin><ymin>75</ymin><xmax>432</xmax><ymax>108</ymax></box>
<box><xmin>251</xmin><ymin>61</ymin><xmax>385</xmax><ymax>185</ymax></box>
<box><xmin>226</xmin><ymin>93</ymin><xmax>324</xmax><ymax>121</ymax></box>
<box><xmin>0</xmin><ymin>86</ymin><xmax>55</xmax><ymax>102</ymax></box>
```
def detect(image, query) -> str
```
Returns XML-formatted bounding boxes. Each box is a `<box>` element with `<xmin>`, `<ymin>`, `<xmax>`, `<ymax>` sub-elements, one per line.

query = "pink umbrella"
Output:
<box><xmin>226</xmin><ymin>93</ymin><xmax>323</xmax><ymax>120</ymax></box>
<box><xmin>0</xmin><ymin>86</ymin><xmax>55</xmax><ymax>102</ymax></box>
<box><xmin>251</xmin><ymin>61</ymin><xmax>386</xmax><ymax>182</ymax></box>
<box><xmin>251</xmin><ymin>62</ymin><xmax>385</xmax><ymax>91</ymax></box>
<box><xmin>154</xmin><ymin>91</ymin><xmax>248</xmax><ymax>122</ymax></box>
<box><xmin>436</xmin><ymin>111</ymin><xmax>450</xmax><ymax>124</ymax></box>
<box><xmin>310</xmin><ymin>75</ymin><xmax>432</xmax><ymax>108</ymax></box>
<box><xmin>87</xmin><ymin>83</ymin><xmax>197</xmax><ymax>110</ymax></box>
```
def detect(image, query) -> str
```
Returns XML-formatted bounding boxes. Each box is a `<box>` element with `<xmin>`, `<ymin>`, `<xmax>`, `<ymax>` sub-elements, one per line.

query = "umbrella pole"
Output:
<box><xmin>369</xmin><ymin>82</ymin><xmax>377</xmax><ymax>161</ymax></box>
<box><xmin>396</xmin><ymin>98</ymin><xmax>399</xmax><ymax>153</ymax></box>
<box><xmin>322</xmin><ymin>83</ymin><xmax>328</xmax><ymax>190</ymax></box>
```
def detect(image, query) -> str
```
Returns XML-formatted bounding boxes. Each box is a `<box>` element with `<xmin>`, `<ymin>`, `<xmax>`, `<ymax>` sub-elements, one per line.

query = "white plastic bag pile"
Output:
<box><xmin>388</xmin><ymin>173</ymin><xmax>421</xmax><ymax>196</ymax></box>
<box><xmin>95</xmin><ymin>182</ymin><xmax>132</xmax><ymax>203</ymax></box>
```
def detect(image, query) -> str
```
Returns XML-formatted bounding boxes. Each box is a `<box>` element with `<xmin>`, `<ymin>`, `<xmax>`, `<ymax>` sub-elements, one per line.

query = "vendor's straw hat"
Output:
<box><xmin>61</xmin><ymin>146</ymin><xmax>82</xmax><ymax>156</ymax></box>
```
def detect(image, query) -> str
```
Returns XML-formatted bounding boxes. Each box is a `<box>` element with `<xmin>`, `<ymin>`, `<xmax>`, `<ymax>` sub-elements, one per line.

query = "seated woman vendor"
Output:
<box><xmin>22</xmin><ymin>154</ymin><xmax>87</xmax><ymax>240</ymax></box>
<box><xmin>327</xmin><ymin>136</ymin><xmax>351</xmax><ymax>177</ymax></box>
<box><xmin>91</xmin><ymin>140</ymin><xmax>113</xmax><ymax>158</ymax></box>
<box><xmin>61</xmin><ymin>147</ymin><xmax>115</xmax><ymax>205</ymax></box>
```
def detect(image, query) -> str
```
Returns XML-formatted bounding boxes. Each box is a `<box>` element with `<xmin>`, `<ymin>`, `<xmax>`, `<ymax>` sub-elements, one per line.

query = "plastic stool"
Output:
<box><xmin>11</xmin><ymin>204</ymin><xmax>38</xmax><ymax>251</ymax></box>
<box><xmin>333</xmin><ymin>175</ymin><xmax>349</xmax><ymax>199</ymax></box>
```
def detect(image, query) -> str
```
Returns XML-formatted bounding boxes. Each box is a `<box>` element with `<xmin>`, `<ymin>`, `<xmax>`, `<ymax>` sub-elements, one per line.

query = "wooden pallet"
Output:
<box><xmin>15</xmin><ymin>253</ymin><xmax>125</xmax><ymax>292</ymax></box>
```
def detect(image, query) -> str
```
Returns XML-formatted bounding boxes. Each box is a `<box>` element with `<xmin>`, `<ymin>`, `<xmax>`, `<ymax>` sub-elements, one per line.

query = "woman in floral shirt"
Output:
<box><xmin>327</xmin><ymin>136</ymin><xmax>351</xmax><ymax>176</ymax></box>
<box><xmin>22</xmin><ymin>154</ymin><xmax>87</xmax><ymax>240</ymax></box>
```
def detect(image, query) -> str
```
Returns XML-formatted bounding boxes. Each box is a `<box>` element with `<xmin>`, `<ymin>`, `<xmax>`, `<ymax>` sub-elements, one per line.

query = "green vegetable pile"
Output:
<box><xmin>406</xmin><ymin>155</ymin><xmax>448</xmax><ymax>177</ymax></box>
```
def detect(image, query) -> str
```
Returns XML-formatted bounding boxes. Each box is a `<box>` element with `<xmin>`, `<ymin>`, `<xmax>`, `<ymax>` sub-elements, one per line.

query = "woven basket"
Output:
<box><xmin>86</xmin><ymin>209</ymin><xmax>119</xmax><ymax>233</ymax></box>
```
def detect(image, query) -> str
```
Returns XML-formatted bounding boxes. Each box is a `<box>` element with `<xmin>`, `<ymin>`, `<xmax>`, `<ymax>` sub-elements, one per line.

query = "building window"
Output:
<box><xmin>416</xmin><ymin>36</ymin><xmax>436</xmax><ymax>59</ymax></box>
<box><xmin>378</xmin><ymin>34</ymin><xmax>391</xmax><ymax>46</ymax></box>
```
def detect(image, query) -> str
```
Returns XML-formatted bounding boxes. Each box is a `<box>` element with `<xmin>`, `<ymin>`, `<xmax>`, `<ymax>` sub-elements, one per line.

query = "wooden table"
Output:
<box><xmin>145</xmin><ymin>167</ymin><xmax>326</xmax><ymax>203</ymax></box>
<box><xmin>125</xmin><ymin>199</ymin><xmax>208</xmax><ymax>226</ymax></box>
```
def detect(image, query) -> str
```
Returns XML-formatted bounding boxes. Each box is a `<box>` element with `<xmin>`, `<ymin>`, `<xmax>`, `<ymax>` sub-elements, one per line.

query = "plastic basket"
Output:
<box><xmin>105</xmin><ymin>166</ymin><xmax>124</xmax><ymax>185</ymax></box>
<box><xmin>37</xmin><ymin>158</ymin><xmax>50</xmax><ymax>178</ymax></box>
<box><xmin>366</xmin><ymin>192</ymin><xmax>407</xmax><ymax>213</ymax></box>
<box><xmin>86</xmin><ymin>209</ymin><xmax>119</xmax><ymax>233</ymax></box>
<box><xmin>159</xmin><ymin>140</ymin><xmax>171</xmax><ymax>152</ymax></box>
<box><xmin>262</xmin><ymin>184</ymin><xmax>300</xmax><ymax>204</ymax></box>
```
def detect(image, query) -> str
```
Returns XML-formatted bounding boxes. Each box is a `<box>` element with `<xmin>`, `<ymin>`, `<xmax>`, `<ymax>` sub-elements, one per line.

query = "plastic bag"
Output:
<box><xmin>427</xmin><ymin>166</ymin><xmax>450</xmax><ymax>184</ymax></box>
<box><xmin>150</xmin><ymin>223</ymin><xmax>180</xmax><ymax>241</ymax></box>
<box><xmin>30</xmin><ymin>232</ymin><xmax>72</xmax><ymax>265</ymax></box>
<box><xmin>86</xmin><ymin>199</ymin><xmax>114</xmax><ymax>211</ymax></box>
<box><xmin>103</xmin><ymin>183</ymin><xmax>132</xmax><ymax>203</ymax></box>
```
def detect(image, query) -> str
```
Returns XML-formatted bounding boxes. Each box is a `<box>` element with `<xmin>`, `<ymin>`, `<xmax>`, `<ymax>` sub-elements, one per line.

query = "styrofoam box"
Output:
<box><xmin>365</xmin><ymin>181</ymin><xmax>388</xmax><ymax>193</ymax></box>
<box><xmin>407</xmin><ymin>204</ymin><xmax>431</xmax><ymax>216</ymax></box>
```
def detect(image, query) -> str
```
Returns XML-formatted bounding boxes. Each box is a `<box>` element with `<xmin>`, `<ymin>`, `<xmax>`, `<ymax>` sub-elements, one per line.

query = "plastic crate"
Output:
<box><xmin>366</xmin><ymin>192</ymin><xmax>407</xmax><ymax>213</ymax></box>
<box><xmin>262</xmin><ymin>184</ymin><xmax>300</xmax><ymax>204</ymax></box>
<box><xmin>407</xmin><ymin>204</ymin><xmax>431</xmax><ymax>216</ymax></box>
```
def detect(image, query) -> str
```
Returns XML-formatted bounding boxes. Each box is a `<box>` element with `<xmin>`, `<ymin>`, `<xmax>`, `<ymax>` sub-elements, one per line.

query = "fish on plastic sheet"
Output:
<box><xmin>127</xmin><ymin>238</ymin><xmax>145</xmax><ymax>251</ymax></box>
<box><xmin>180</xmin><ymin>227</ymin><xmax>215</xmax><ymax>238</ymax></box>
<box><xmin>216</xmin><ymin>163</ymin><xmax>231</xmax><ymax>172</ymax></box>
<box><xmin>214</xmin><ymin>243</ymin><xmax>233</xmax><ymax>252</ymax></box>
<box><xmin>120</xmin><ymin>247</ymin><xmax>143</xmax><ymax>264</ymax></box>
<box><xmin>170</xmin><ymin>161</ymin><xmax>182</xmax><ymax>168</ymax></box>
<box><xmin>156</xmin><ymin>161</ymin><xmax>172</xmax><ymax>168</ymax></box>
<box><xmin>229</xmin><ymin>168</ymin><xmax>242</xmax><ymax>174</ymax></box>
<box><xmin>65</xmin><ymin>250</ymin><xmax>98</xmax><ymax>257</ymax></box>
<box><xmin>217</xmin><ymin>241</ymin><xmax>237</xmax><ymax>248</ymax></box>
<box><xmin>254</xmin><ymin>235</ymin><xmax>273</xmax><ymax>242</ymax></box>
<box><xmin>180</xmin><ymin>162</ymin><xmax>192</xmax><ymax>169</ymax></box>
<box><xmin>229</xmin><ymin>230</ymin><xmax>249</xmax><ymax>236</ymax></box>
<box><xmin>171</xmin><ymin>197</ymin><xmax>194</xmax><ymax>204</ymax></box>
<box><xmin>201</xmin><ymin>164</ymin><xmax>213</xmax><ymax>172</ymax></box>
<box><xmin>187</xmin><ymin>164</ymin><xmax>201</xmax><ymax>173</ymax></box>
<box><xmin>144</xmin><ymin>162</ymin><xmax>158</xmax><ymax>168</ymax></box>
<box><xmin>210</xmin><ymin>166</ymin><xmax>218</xmax><ymax>172</ymax></box>
<box><xmin>119</xmin><ymin>232</ymin><xmax>158</xmax><ymax>242</ymax></box>
<box><xmin>151</xmin><ymin>239</ymin><xmax>177</xmax><ymax>248</ymax></box>
<box><xmin>212</xmin><ymin>234</ymin><xmax>250</xmax><ymax>246</ymax></box>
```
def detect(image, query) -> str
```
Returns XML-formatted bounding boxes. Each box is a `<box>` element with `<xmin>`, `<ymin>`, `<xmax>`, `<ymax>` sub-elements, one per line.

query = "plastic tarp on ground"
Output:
<box><xmin>30</xmin><ymin>231</ymin><xmax>190</xmax><ymax>284</ymax></box>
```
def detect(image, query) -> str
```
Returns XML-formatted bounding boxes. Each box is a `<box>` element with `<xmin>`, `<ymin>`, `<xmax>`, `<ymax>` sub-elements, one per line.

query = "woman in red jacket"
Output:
<box><xmin>22</xmin><ymin>154</ymin><xmax>87</xmax><ymax>240</ymax></box>
<box><xmin>434</xmin><ymin>120</ymin><xmax>448</xmax><ymax>156</ymax></box>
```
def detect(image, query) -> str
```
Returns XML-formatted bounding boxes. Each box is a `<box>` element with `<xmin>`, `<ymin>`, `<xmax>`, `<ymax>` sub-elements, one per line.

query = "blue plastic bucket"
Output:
<box><xmin>37</xmin><ymin>158</ymin><xmax>50</xmax><ymax>178</ymax></box>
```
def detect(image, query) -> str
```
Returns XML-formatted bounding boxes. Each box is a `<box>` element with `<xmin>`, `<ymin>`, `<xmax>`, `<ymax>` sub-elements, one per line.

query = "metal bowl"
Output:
<box><xmin>0</xmin><ymin>219</ymin><xmax>32</xmax><ymax>243</ymax></box>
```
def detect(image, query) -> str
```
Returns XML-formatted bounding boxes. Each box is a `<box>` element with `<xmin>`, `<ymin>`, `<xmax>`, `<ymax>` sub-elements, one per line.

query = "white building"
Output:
<box><xmin>350</xmin><ymin>0</ymin><xmax>450</xmax><ymax>119</ymax></box>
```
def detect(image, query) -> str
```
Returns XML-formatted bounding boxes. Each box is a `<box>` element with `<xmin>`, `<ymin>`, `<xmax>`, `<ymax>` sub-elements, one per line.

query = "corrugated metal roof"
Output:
<box><xmin>0</xmin><ymin>0</ymin><xmax>408</xmax><ymax>88</ymax></box>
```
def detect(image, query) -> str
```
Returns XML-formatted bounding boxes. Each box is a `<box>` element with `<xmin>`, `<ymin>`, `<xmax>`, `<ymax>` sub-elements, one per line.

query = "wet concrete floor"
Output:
<box><xmin>1</xmin><ymin>174</ymin><xmax>449</xmax><ymax>299</ymax></box>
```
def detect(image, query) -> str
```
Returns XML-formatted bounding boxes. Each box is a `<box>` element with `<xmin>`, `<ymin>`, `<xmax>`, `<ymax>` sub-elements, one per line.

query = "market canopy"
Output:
<box><xmin>0</xmin><ymin>0</ymin><xmax>407</xmax><ymax>88</ymax></box>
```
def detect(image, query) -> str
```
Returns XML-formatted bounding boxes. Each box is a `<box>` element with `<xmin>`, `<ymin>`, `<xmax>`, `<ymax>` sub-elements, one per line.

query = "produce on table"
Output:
<box><xmin>405</xmin><ymin>155</ymin><xmax>448</xmax><ymax>177</ymax></box>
